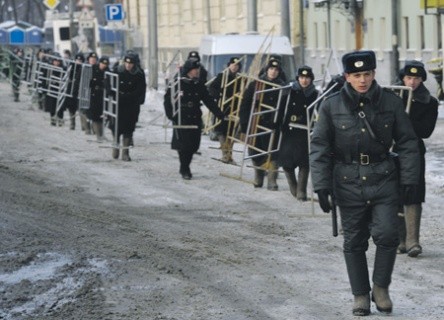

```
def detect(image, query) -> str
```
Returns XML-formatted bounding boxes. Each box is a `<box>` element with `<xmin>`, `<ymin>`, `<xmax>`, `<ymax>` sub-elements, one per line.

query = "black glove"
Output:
<box><xmin>215</xmin><ymin>110</ymin><xmax>225</xmax><ymax>120</ymax></box>
<box><xmin>316</xmin><ymin>189</ymin><xmax>332</xmax><ymax>213</ymax></box>
<box><xmin>401</xmin><ymin>184</ymin><xmax>418</xmax><ymax>205</ymax></box>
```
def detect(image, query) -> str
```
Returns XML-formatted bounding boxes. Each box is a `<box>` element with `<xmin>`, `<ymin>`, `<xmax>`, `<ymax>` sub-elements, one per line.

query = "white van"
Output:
<box><xmin>199</xmin><ymin>33</ymin><xmax>296</xmax><ymax>81</ymax></box>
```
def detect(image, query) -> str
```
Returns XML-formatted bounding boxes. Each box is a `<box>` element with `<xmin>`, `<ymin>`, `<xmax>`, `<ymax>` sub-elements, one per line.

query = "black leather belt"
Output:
<box><xmin>336</xmin><ymin>153</ymin><xmax>388</xmax><ymax>165</ymax></box>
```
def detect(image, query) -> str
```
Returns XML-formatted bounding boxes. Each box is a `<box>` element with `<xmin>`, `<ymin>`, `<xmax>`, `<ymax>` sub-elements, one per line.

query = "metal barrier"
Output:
<box><xmin>382</xmin><ymin>85</ymin><xmax>413</xmax><ymax>114</ymax></box>
<box><xmin>78</xmin><ymin>64</ymin><xmax>93</xmax><ymax>112</ymax></box>
<box><xmin>103</xmin><ymin>71</ymin><xmax>119</xmax><ymax>149</ymax></box>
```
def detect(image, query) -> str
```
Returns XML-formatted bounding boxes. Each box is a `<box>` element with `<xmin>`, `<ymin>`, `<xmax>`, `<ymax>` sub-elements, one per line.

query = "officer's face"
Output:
<box><xmin>298</xmin><ymin>76</ymin><xmax>312</xmax><ymax>88</ymax></box>
<box><xmin>125</xmin><ymin>61</ymin><xmax>134</xmax><ymax>71</ymax></box>
<box><xmin>88</xmin><ymin>57</ymin><xmax>97</xmax><ymax>65</ymax></box>
<box><xmin>345</xmin><ymin>70</ymin><xmax>375</xmax><ymax>93</ymax></box>
<box><xmin>266</xmin><ymin>67</ymin><xmax>280</xmax><ymax>80</ymax></box>
<box><xmin>228</xmin><ymin>63</ymin><xmax>239</xmax><ymax>74</ymax></box>
<box><xmin>99</xmin><ymin>62</ymin><xmax>108</xmax><ymax>70</ymax></box>
<box><xmin>187</xmin><ymin>67</ymin><xmax>200</xmax><ymax>79</ymax></box>
<box><xmin>403</xmin><ymin>75</ymin><xmax>422</xmax><ymax>91</ymax></box>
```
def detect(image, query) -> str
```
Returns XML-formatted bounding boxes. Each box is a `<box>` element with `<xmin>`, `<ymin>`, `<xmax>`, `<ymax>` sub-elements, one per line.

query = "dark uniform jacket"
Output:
<box><xmin>395</xmin><ymin>82</ymin><xmax>438</xmax><ymax>203</ymax></box>
<box><xmin>164</xmin><ymin>75</ymin><xmax>223</xmax><ymax>153</ymax></box>
<box><xmin>116</xmin><ymin>64</ymin><xmax>146</xmax><ymax>135</ymax></box>
<box><xmin>279</xmin><ymin>82</ymin><xmax>318</xmax><ymax>168</ymax></box>
<box><xmin>89</xmin><ymin>64</ymin><xmax>109</xmax><ymax>121</ymax></box>
<box><xmin>310</xmin><ymin>81</ymin><xmax>420</xmax><ymax>207</ymax></box>
<box><xmin>209</xmin><ymin>70</ymin><xmax>241</xmax><ymax>135</ymax></box>
<box><xmin>239</xmin><ymin>75</ymin><xmax>285</xmax><ymax>164</ymax></box>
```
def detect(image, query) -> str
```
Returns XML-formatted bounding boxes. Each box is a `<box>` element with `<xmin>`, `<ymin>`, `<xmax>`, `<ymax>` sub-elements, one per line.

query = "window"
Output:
<box><xmin>59</xmin><ymin>27</ymin><xmax>70</xmax><ymax>41</ymax></box>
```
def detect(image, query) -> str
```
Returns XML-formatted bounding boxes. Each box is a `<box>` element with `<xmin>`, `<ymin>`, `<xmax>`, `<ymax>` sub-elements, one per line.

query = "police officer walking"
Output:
<box><xmin>279</xmin><ymin>66</ymin><xmax>318</xmax><ymax>200</ymax></box>
<box><xmin>240</xmin><ymin>58</ymin><xmax>286</xmax><ymax>190</ymax></box>
<box><xmin>395</xmin><ymin>60</ymin><xmax>439</xmax><ymax>257</ymax></box>
<box><xmin>10</xmin><ymin>47</ymin><xmax>24</xmax><ymax>102</ymax></box>
<box><xmin>112</xmin><ymin>53</ymin><xmax>146</xmax><ymax>161</ymax></box>
<box><xmin>209</xmin><ymin>56</ymin><xmax>242</xmax><ymax>163</ymax></box>
<box><xmin>89</xmin><ymin>56</ymin><xmax>110</xmax><ymax>141</ymax></box>
<box><xmin>164</xmin><ymin>58</ymin><xmax>224</xmax><ymax>179</ymax></box>
<box><xmin>310</xmin><ymin>51</ymin><xmax>420</xmax><ymax>316</ymax></box>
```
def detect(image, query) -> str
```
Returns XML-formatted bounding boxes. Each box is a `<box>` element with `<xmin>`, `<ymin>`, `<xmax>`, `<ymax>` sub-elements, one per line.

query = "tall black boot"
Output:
<box><xmin>283</xmin><ymin>167</ymin><xmax>298</xmax><ymax>197</ymax></box>
<box><xmin>179</xmin><ymin>151</ymin><xmax>193</xmax><ymax>180</ymax></box>
<box><xmin>372</xmin><ymin>245</ymin><xmax>396</xmax><ymax>313</ymax></box>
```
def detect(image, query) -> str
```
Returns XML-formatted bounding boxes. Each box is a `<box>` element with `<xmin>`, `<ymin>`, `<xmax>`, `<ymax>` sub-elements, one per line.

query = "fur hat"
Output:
<box><xmin>182</xmin><ymin>58</ymin><xmax>201</xmax><ymax>75</ymax></box>
<box><xmin>87</xmin><ymin>52</ymin><xmax>98</xmax><ymax>60</ymax></box>
<box><xmin>402</xmin><ymin>60</ymin><xmax>427</xmax><ymax>81</ymax></box>
<box><xmin>297</xmin><ymin>65</ymin><xmax>314</xmax><ymax>80</ymax></box>
<box><xmin>74</xmin><ymin>53</ymin><xmax>85</xmax><ymax>62</ymax></box>
<box><xmin>188</xmin><ymin>51</ymin><xmax>201</xmax><ymax>62</ymax></box>
<box><xmin>227</xmin><ymin>56</ymin><xmax>242</xmax><ymax>70</ymax></box>
<box><xmin>99</xmin><ymin>56</ymin><xmax>110</xmax><ymax>65</ymax></box>
<box><xmin>266</xmin><ymin>58</ymin><xmax>282</xmax><ymax>71</ymax></box>
<box><xmin>124</xmin><ymin>54</ymin><xmax>137</xmax><ymax>64</ymax></box>
<box><xmin>342</xmin><ymin>50</ymin><xmax>376</xmax><ymax>73</ymax></box>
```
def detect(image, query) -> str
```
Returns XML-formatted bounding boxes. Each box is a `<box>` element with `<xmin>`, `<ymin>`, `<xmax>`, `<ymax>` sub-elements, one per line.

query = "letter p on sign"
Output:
<box><xmin>106</xmin><ymin>4</ymin><xmax>124</xmax><ymax>21</ymax></box>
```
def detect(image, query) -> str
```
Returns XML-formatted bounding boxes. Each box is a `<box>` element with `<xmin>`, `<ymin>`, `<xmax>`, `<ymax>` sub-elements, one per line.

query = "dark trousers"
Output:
<box><xmin>340</xmin><ymin>201</ymin><xmax>399</xmax><ymax>295</ymax></box>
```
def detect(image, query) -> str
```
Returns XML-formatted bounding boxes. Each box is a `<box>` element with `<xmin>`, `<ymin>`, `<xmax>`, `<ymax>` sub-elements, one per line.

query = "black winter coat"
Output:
<box><xmin>89</xmin><ymin>64</ymin><xmax>109</xmax><ymax>121</ymax></box>
<box><xmin>164</xmin><ymin>76</ymin><xmax>223</xmax><ymax>153</ymax></box>
<box><xmin>117</xmin><ymin>65</ymin><xmax>146</xmax><ymax>135</ymax></box>
<box><xmin>310</xmin><ymin>81</ymin><xmax>420</xmax><ymax>207</ymax></box>
<box><xmin>394</xmin><ymin>83</ymin><xmax>439</xmax><ymax>203</ymax></box>
<box><xmin>279</xmin><ymin>83</ymin><xmax>318</xmax><ymax>168</ymax></box>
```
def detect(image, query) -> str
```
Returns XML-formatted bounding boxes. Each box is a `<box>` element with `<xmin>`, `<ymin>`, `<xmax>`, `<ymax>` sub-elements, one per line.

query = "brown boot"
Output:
<box><xmin>283</xmin><ymin>168</ymin><xmax>298</xmax><ymax>197</ymax></box>
<box><xmin>372</xmin><ymin>284</ymin><xmax>392</xmax><ymax>314</ymax></box>
<box><xmin>92</xmin><ymin>121</ymin><xmax>104</xmax><ymax>142</ymax></box>
<box><xmin>267</xmin><ymin>161</ymin><xmax>278</xmax><ymax>191</ymax></box>
<box><xmin>122</xmin><ymin>137</ymin><xmax>131</xmax><ymax>161</ymax></box>
<box><xmin>405</xmin><ymin>204</ymin><xmax>422</xmax><ymax>257</ymax></box>
<box><xmin>254</xmin><ymin>169</ymin><xmax>264</xmax><ymax>188</ymax></box>
<box><xmin>397</xmin><ymin>213</ymin><xmax>407</xmax><ymax>254</ymax></box>
<box><xmin>353</xmin><ymin>294</ymin><xmax>370</xmax><ymax>316</ymax></box>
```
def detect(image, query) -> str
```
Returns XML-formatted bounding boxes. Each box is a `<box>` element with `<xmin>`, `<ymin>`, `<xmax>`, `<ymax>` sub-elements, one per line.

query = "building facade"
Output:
<box><xmin>118</xmin><ymin>0</ymin><xmax>443</xmax><ymax>94</ymax></box>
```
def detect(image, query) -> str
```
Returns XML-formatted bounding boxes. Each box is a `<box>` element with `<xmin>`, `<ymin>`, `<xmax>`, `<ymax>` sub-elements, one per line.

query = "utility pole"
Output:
<box><xmin>353</xmin><ymin>0</ymin><xmax>363</xmax><ymax>49</ymax></box>
<box><xmin>391</xmin><ymin>0</ymin><xmax>399</xmax><ymax>83</ymax></box>
<box><xmin>148</xmin><ymin>0</ymin><xmax>158</xmax><ymax>89</ymax></box>
<box><xmin>281</xmin><ymin>0</ymin><xmax>290</xmax><ymax>38</ymax></box>
<box><xmin>247</xmin><ymin>0</ymin><xmax>257</xmax><ymax>32</ymax></box>
<box><xmin>299</xmin><ymin>0</ymin><xmax>305</xmax><ymax>65</ymax></box>
<box><xmin>206</xmin><ymin>0</ymin><xmax>212</xmax><ymax>34</ymax></box>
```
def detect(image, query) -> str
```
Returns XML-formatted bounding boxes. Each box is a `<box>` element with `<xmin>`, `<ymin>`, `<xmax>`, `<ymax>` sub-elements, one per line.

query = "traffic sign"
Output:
<box><xmin>106</xmin><ymin>4</ymin><xmax>124</xmax><ymax>21</ymax></box>
<box><xmin>43</xmin><ymin>0</ymin><xmax>60</xmax><ymax>10</ymax></box>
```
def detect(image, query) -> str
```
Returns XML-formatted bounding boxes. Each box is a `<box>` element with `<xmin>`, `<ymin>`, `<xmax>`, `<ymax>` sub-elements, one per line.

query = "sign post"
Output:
<box><xmin>105</xmin><ymin>4</ymin><xmax>124</xmax><ymax>22</ymax></box>
<box><xmin>43</xmin><ymin>0</ymin><xmax>60</xmax><ymax>10</ymax></box>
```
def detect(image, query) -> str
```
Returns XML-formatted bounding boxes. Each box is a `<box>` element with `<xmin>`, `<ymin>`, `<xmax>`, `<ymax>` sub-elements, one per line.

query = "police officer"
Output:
<box><xmin>395</xmin><ymin>60</ymin><xmax>439</xmax><ymax>257</ymax></box>
<box><xmin>89</xmin><ymin>56</ymin><xmax>110</xmax><ymax>140</ymax></box>
<box><xmin>44</xmin><ymin>53</ymin><xmax>65</xmax><ymax>126</ymax></box>
<box><xmin>10</xmin><ymin>47</ymin><xmax>24</xmax><ymax>102</ymax></box>
<box><xmin>209</xmin><ymin>56</ymin><xmax>242</xmax><ymax>163</ymax></box>
<box><xmin>310</xmin><ymin>50</ymin><xmax>420</xmax><ymax>316</ymax></box>
<box><xmin>56</xmin><ymin>52</ymin><xmax>84</xmax><ymax>130</ymax></box>
<box><xmin>164</xmin><ymin>58</ymin><xmax>224</xmax><ymax>179</ymax></box>
<box><xmin>279</xmin><ymin>66</ymin><xmax>318</xmax><ymax>200</ymax></box>
<box><xmin>112</xmin><ymin>53</ymin><xmax>146</xmax><ymax>161</ymax></box>
<box><xmin>81</xmin><ymin>52</ymin><xmax>98</xmax><ymax>134</ymax></box>
<box><xmin>239</xmin><ymin>58</ymin><xmax>286</xmax><ymax>190</ymax></box>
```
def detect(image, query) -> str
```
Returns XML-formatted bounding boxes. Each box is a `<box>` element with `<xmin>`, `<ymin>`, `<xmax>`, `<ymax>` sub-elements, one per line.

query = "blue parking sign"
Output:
<box><xmin>106</xmin><ymin>4</ymin><xmax>124</xmax><ymax>21</ymax></box>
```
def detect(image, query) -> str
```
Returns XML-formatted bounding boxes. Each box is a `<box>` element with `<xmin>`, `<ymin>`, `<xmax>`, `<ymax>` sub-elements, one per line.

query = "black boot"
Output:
<box><xmin>179</xmin><ymin>152</ymin><xmax>193</xmax><ymax>179</ymax></box>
